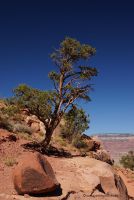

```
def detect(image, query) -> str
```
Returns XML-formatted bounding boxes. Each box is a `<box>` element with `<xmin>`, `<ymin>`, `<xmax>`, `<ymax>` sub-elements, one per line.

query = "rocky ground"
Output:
<box><xmin>0</xmin><ymin>129</ymin><xmax>134</xmax><ymax>200</ymax></box>
<box><xmin>115</xmin><ymin>168</ymin><xmax>134</xmax><ymax>199</ymax></box>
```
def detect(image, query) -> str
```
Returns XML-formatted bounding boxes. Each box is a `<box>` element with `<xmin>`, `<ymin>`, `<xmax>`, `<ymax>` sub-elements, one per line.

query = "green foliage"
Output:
<box><xmin>53</xmin><ymin>135</ymin><xmax>67</xmax><ymax>147</ymax></box>
<box><xmin>0</xmin><ymin>119</ymin><xmax>13</xmax><ymax>132</ymax></box>
<box><xmin>0</xmin><ymin>112</ymin><xmax>13</xmax><ymax>132</ymax></box>
<box><xmin>50</xmin><ymin>37</ymin><xmax>98</xmax><ymax>107</ymax></box>
<box><xmin>13</xmin><ymin>123</ymin><xmax>33</xmax><ymax>135</ymax></box>
<box><xmin>61</xmin><ymin>107</ymin><xmax>89</xmax><ymax>142</ymax></box>
<box><xmin>11</xmin><ymin>84</ymin><xmax>53</xmax><ymax>123</ymax></box>
<box><xmin>4</xmin><ymin>157</ymin><xmax>17</xmax><ymax>167</ymax></box>
<box><xmin>15</xmin><ymin>131</ymin><xmax>32</xmax><ymax>140</ymax></box>
<box><xmin>72</xmin><ymin>134</ymin><xmax>88</xmax><ymax>149</ymax></box>
<box><xmin>120</xmin><ymin>151</ymin><xmax>134</xmax><ymax>170</ymax></box>
<box><xmin>8</xmin><ymin>37</ymin><xmax>98</xmax><ymax>146</ymax></box>
<box><xmin>0</xmin><ymin>111</ymin><xmax>32</xmax><ymax>136</ymax></box>
<box><xmin>1</xmin><ymin>104</ymin><xmax>19</xmax><ymax>117</ymax></box>
<box><xmin>0</xmin><ymin>97</ymin><xmax>23</xmax><ymax>123</ymax></box>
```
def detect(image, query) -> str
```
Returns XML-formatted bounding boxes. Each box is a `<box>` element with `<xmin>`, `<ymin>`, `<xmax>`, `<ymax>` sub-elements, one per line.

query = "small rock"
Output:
<box><xmin>92</xmin><ymin>189</ymin><xmax>105</xmax><ymax>196</ymax></box>
<box><xmin>24</xmin><ymin>194</ymin><xmax>30</xmax><ymax>198</ymax></box>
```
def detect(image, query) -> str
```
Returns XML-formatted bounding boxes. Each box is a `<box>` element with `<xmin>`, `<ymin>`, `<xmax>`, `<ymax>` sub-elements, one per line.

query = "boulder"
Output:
<box><xmin>84</xmin><ymin>157</ymin><xmax>114</xmax><ymax>177</ymax></box>
<box><xmin>25</xmin><ymin>115</ymin><xmax>39</xmax><ymax>126</ymax></box>
<box><xmin>79</xmin><ymin>170</ymin><xmax>100</xmax><ymax>192</ymax></box>
<box><xmin>54</xmin><ymin>157</ymin><xmax>127</xmax><ymax>199</ymax></box>
<box><xmin>75</xmin><ymin>157</ymin><xmax>126</xmax><ymax>198</ymax></box>
<box><xmin>90</xmin><ymin>149</ymin><xmax>113</xmax><ymax>165</ymax></box>
<box><xmin>80</xmin><ymin>134</ymin><xmax>102</xmax><ymax>152</ymax></box>
<box><xmin>86</xmin><ymin>161</ymin><xmax>117</xmax><ymax>196</ymax></box>
<box><xmin>92</xmin><ymin>136</ymin><xmax>102</xmax><ymax>150</ymax></box>
<box><xmin>39</xmin><ymin>121</ymin><xmax>46</xmax><ymax>134</ymax></box>
<box><xmin>100</xmin><ymin>176</ymin><xmax>119</xmax><ymax>196</ymax></box>
<box><xmin>115</xmin><ymin>174</ymin><xmax>129</xmax><ymax>200</ymax></box>
<box><xmin>13</xmin><ymin>152</ymin><xmax>59</xmax><ymax>195</ymax></box>
<box><xmin>25</xmin><ymin>115</ymin><xmax>46</xmax><ymax>134</ymax></box>
<box><xmin>31</xmin><ymin>122</ymin><xmax>40</xmax><ymax>132</ymax></box>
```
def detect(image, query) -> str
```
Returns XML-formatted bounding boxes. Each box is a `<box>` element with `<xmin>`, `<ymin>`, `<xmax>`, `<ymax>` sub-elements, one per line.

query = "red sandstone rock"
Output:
<box><xmin>100</xmin><ymin>176</ymin><xmax>119</xmax><ymax>196</ymax></box>
<box><xmin>13</xmin><ymin>152</ymin><xmax>59</xmax><ymax>195</ymax></box>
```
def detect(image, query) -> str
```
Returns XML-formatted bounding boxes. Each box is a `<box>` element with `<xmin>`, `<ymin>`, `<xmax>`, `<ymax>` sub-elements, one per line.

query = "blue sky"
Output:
<box><xmin>0</xmin><ymin>0</ymin><xmax>134</xmax><ymax>134</ymax></box>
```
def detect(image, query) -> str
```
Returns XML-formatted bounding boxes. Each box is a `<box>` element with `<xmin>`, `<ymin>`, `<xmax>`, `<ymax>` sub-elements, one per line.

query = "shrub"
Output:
<box><xmin>57</xmin><ymin>137</ymin><xmax>67</xmax><ymax>147</ymax></box>
<box><xmin>13</xmin><ymin>123</ymin><xmax>33</xmax><ymax>135</ymax></box>
<box><xmin>120</xmin><ymin>151</ymin><xmax>134</xmax><ymax>170</ymax></box>
<box><xmin>72</xmin><ymin>135</ymin><xmax>88</xmax><ymax>149</ymax></box>
<box><xmin>0</xmin><ymin>115</ymin><xmax>14</xmax><ymax>132</ymax></box>
<box><xmin>52</xmin><ymin>135</ymin><xmax>67</xmax><ymax>147</ymax></box>
<box><xmin>4</xmin><ymin>157</ymin><xmax>17</xmax><ymax>167</ymax></box>
<box><xmin>15</xmin><ymin>132</ymin><xmax>32</xmax><ymax>140</ymax></box>
<box><xmin>1</xmin><ymin>104</ymin><xmax>19</xmax><ymax>118</ymax></box>
<box><xmin>61</xmin><ymin>108</ymin><xmax>89</xmax><ymax>143</ymax></box>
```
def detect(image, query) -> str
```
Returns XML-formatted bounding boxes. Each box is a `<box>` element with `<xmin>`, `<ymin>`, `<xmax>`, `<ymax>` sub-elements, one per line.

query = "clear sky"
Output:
<box><xmin>0</xmin><ymin>0</ymin><xmax>134</xmax><ymax>134</ymax></box>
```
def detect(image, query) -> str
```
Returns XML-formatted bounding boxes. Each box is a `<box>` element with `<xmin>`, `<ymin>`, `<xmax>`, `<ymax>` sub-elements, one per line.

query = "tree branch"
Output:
<box><xmin>62</xmin><ymin>94</ymin><xmax>79</xmax><ymax>113</ymax></box>
<box><xmin>59</xmin><ymin>74</ymin><xmax>64</xmax><ymax>97</ymax></box>
<box><xmin>53</xmin><ymin>80</ymin><xmax>59</xmax><ymax>93</ymax></box>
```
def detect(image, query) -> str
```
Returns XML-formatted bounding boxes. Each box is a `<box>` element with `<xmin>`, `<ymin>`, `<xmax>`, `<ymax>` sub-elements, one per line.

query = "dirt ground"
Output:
<box><xmin>0</xmin><ymin>129</ymin><xmax>134</xmax><ymax>200</ymax></box>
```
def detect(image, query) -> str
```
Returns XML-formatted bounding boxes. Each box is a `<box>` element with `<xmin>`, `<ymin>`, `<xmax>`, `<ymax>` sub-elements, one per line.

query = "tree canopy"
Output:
<box><xmin>49</xmin><ymin>37</ymin><xmax>97</xmax><ymax>112</ymax></box>
<box><xmin>61</xmin><ymin>107</ymin><xmax>89</xmax><ymax>142</ymax></box>
<box><xmin>11</xmin><ymin>37</ymin><xmax>98</xmax><ymax>146</ymax></box>
<box><xmin>11</xmin><ymin>84</ymin><xmax>53</xmax><ymax>123</ymax></box>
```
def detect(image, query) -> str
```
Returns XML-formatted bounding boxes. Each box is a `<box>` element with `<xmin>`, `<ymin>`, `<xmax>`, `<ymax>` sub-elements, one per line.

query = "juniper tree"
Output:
<box><xmin>13</xmin><ymin>37</ymin><xmax>98</xmax><ymax>147</ymax></box>
<box><xmin>41</xmin><ymin>37</ymin><xmax>98</xmax><ymax>146</ymax></box>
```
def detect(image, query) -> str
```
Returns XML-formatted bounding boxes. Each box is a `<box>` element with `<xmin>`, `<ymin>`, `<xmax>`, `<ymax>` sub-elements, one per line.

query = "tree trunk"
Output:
<box><xmin>40</xmin><ymin>116</ymin><xmax>62</xmax><ymax>148</ymax></box>
<box><xmin>41</xmin><ymin>117</ymin><xmax>60</xmax><ymax>147</ymax></box>
<box><xmin>41</xmin><ymin>127</ymin><xmax>54</xmax><ymax>147</ymax></box>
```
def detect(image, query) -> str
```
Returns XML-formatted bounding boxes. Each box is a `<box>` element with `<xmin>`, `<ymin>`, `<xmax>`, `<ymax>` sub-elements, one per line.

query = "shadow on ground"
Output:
<box><xmin>30</xmin><ymin>185</ymin><xmax>62</xmax><ymax>198</ymax></box>
<box><xmin>22</xmin><ymin>142</ymin><xmax>72</xmax><ymax>158</ymax></box>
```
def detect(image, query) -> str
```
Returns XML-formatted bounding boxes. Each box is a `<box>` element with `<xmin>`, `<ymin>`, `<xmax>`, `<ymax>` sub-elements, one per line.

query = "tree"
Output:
<box><xmin>44</xmin><ymin>37</ymin><xmax>98</xmax><ymax>146</ymax></box>
<box><xmin>12</xmin><ymin>84</ymin><xmax>53</xmax><ymax>122</ymax></box>
<box><xmin>13</xmin><ymin>37</ymin><xmax>98</xmax><ymax>147</ymax></box>
<box><xmin>61</xmin><ymin>106</ymin><xmax>89</xmax><ymax>142</ymax></box>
